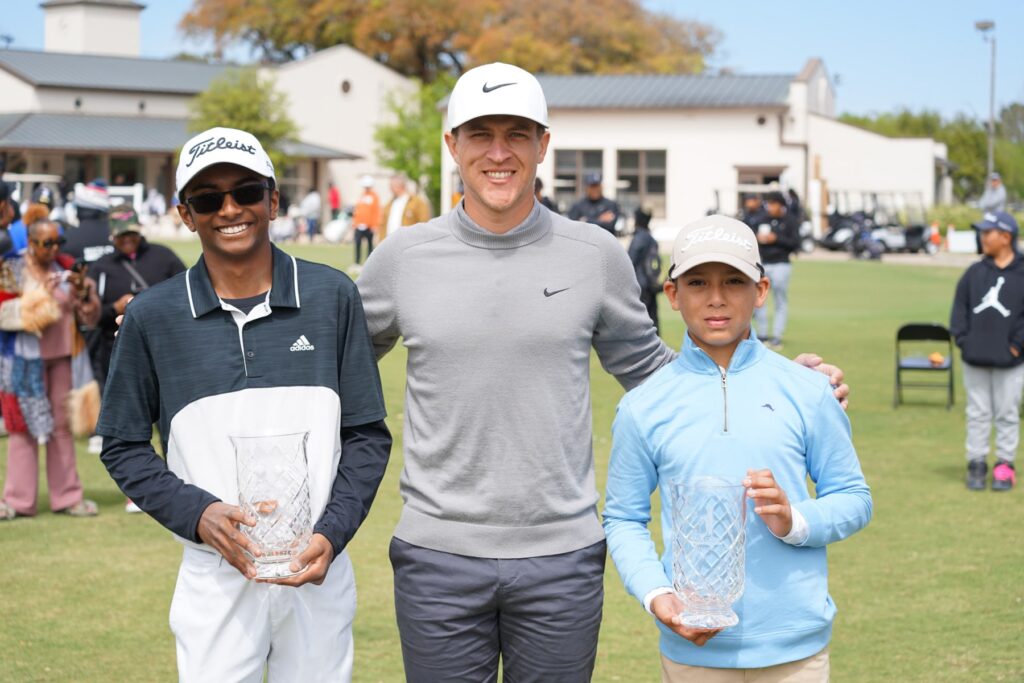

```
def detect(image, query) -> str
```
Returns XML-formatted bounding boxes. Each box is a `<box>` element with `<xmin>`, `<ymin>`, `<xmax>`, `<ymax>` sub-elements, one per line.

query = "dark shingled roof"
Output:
<box><xmin>0</xmin><ymin>48</ymin><xmax>228</xmax><ymax>95</ymax></box>
<box><xmin>535</xmin><ymin>73</ymin><xmax>794</xmax><ymax>109</ymax></box>
<box><xmin>0</xmin><ymin>113</ymin><xmax>359</xmax><ymax>159</ymax></box>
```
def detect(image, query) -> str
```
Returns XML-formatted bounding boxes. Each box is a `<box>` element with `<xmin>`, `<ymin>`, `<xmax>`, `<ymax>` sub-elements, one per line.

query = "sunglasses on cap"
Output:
<box><xmin>32</xmin><ymin>237</ymin><xmax>66</xmax><ymax>249</ymax></box>
<box><xmin>185</xmin><ymin>182</ymin><xmax>270</xmax><ymax>215</ymax></box>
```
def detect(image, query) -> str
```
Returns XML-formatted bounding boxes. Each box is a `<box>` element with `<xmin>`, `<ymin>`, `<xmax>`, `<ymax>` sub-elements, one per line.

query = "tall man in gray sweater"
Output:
<box><xmin>357</xmin><ymin>62</ymin><xmax>847</xmax><ymax>681</ymax></box>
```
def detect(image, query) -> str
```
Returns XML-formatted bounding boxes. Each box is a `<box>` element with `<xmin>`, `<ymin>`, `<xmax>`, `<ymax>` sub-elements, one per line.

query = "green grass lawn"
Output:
<box><xmin>1</xmin><ymin>242</ymin><xmax>1022</xmax><ymax>682</ymax></box>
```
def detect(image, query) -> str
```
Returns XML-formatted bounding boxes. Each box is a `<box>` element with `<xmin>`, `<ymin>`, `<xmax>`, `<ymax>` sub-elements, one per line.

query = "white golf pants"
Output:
<box><xmin>169</xmin><ymin>546</ymin><xmax>356</xmax><ymax>682</ymax></box>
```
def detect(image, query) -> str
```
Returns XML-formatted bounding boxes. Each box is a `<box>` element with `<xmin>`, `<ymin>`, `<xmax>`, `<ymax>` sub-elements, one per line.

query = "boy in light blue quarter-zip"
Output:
<box><xmin>603</xmin><ymin>215</ymin><xmax>872</xmax><ymax>683</ymax></box>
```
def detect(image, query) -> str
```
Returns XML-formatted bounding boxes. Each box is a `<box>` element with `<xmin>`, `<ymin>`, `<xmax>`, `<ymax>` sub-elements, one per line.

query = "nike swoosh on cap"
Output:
<box><xmin>482</xmin><ymin>81</ymin><xmax>516</xmax><ymax>93</ymax></box>
<box><xmin>544</xmin><ymin>287</ymin><xmax>570</xmax><ymax>297</ymax></box>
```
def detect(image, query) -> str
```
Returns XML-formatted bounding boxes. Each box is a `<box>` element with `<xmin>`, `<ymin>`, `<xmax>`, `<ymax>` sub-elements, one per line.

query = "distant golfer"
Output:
<box><xmin>357</xmin><ymin>62</ymin><xmax>850</xmax><ymax>681</ymax></box>
<box><xmin>98</xmin><ymin>127</ymin><xmax>391</xmax><ymax>681</ymax></box>
<box><xmin>951</xmin><ymin>211</ymin><xmax>1024</xmax><ymax>491</ymax></box>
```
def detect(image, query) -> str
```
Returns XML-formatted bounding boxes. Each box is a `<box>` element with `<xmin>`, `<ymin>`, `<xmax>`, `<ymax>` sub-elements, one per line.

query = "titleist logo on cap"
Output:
<box><xmin>185</xmin><ymin>136</ymin><xmax>258</xmax><ymax>167</ymax></box>
<box><xmin>679</xmin><ymin>227</ymin><xmax>755</xmax><ymax>253</ymax></box>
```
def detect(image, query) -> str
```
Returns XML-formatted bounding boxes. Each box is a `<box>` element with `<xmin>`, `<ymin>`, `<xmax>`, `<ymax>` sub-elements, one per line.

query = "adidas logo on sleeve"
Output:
<box><xmin>290</xmin><ymin>335</ymin><xmax>315</xmax><ymax>352</ymax></box>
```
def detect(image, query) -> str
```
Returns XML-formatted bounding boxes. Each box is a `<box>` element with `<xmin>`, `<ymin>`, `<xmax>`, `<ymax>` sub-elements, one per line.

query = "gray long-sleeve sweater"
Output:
<box><xmin>357</xmin><ymin>201</ymin><xmax>675</xmax><ymax>558</ymax></box>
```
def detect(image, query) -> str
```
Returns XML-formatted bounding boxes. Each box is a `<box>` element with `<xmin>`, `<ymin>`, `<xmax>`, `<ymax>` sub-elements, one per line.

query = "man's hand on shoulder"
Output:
<box><xmin>650</xmin><ymin>593</ymin><xmax>721</xmax><ymax>647</ymax></box>
<box><xmin>260</xmin><ymin>533</ymin><xmax>334</xmax><ymax>588</ymax></box>
<box><xmin>793</xmin><ymin>353</ymin><xmax>849</xmax><ymax>409</ymax></box>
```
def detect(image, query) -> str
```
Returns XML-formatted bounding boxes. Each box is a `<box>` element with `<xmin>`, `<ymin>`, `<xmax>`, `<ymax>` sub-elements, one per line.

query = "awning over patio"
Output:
<box><xmin>0</xmin><ymin>113</ymin><xmax>360</xmax><ymax>160</ymax></box>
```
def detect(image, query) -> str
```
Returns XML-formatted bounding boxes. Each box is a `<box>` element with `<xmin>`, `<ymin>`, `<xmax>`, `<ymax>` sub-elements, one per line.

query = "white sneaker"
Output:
<box><xmin>125</xmin><ymin>499</ymin><xmax>142</xmax><ymax>514</ymax></box>
<box><xmin>87</xmin><ymin>435</ymin><xmax>103</xmax><ymax>454</ymax></box>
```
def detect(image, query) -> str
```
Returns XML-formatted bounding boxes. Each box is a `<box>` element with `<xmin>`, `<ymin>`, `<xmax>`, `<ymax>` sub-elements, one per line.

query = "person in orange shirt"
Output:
<box><xmin>353</xmin><ymin>175</ymin><xmax>381</xmax><ymax>264</ymax></box>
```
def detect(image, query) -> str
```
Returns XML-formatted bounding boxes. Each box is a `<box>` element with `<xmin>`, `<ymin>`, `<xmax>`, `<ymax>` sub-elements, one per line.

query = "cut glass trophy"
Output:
<box><xmin>670</xmin><ymin>476</ymin><xmax>747</xmax><ymax>628</ymax></box>
<box><xmin>232</xmin><ymin>432</ymin><xmax>313</xmax><ymax>579</ymax></box>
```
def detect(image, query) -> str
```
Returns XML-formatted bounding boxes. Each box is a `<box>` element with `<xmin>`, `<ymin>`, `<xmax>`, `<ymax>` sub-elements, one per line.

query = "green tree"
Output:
<box><xmin>181</xmin><ymin>0</ymin><xmax>718</xmax><ymax>81</ymax></box>
<box><xmin>187</xmin><ymin>68</ymin><xmax>298</xmax><ymax>173</ymax></box>
<box><xmin>373</xmin><ymin>74</ymin><xmax>454</xmax><ymax>212</ymax></box>
<box><xmin>999</xmin><ymin>102</ymin><xmax>1024</xmax><ymax>145</ymax></box>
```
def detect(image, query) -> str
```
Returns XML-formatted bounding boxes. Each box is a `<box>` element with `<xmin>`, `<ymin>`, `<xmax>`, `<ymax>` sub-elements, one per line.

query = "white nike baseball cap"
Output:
<box><xmin>446</xmin><ymin>62</ymin><xmax>549</xmax><ymax>131</ymax></box>
<box><xmin>176</xmin><ymin>127</ymin><xmax>276</xmax><ymax>195</ymax></box>
<box><xmin>668</xmin><ymin>215</ymin><xmax>764</xmax><ymax>282</ymax></box>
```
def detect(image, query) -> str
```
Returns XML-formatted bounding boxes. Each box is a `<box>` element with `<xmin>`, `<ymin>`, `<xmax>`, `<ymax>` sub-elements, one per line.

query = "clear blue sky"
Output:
<box><xmin>3</xmin><ymin>0</ymin><xmax>1022</xmax><ymax>120</ymax></box>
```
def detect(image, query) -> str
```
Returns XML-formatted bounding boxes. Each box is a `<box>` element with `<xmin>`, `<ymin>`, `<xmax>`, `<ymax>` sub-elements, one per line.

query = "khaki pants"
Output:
<box><xmin>661</xmin><ymin>647</ymin><xmax>829</xmax><ymax>683</ymax></box>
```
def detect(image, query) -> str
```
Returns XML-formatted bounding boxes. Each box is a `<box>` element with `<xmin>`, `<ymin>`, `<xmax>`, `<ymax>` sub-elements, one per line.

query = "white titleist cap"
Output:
<box><xmin>668</xmin><ymin>215</ymin><xmax>764</xmax><ymax>282</ymax></box>
<box><xmin>446</xmin><ymin>62</ymin><xmax>548</xmax><ymax>131</ymax></box>
<box><xmin>360</xmin><ymin>174</ymin><xmax>375</xmax><ymax>188</ymax></box>
<box><xmin>176</xmin><ymin>127</ymin><xmax>275</xmax><ymax>194</ymax></box>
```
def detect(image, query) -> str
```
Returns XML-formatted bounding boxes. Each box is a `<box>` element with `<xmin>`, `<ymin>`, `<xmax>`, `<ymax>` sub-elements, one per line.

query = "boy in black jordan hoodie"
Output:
<box><xmin>950</xmin><ymin>211</ymin><xmax>1024</xmax><ymax>491</ymax></box>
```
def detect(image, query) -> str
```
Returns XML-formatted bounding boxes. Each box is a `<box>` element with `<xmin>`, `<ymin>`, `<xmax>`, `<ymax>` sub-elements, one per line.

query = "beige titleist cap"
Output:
<box><xmin>446</xmin><ymin>62</ymin><xmax>548</xmax><ymax>131</ymax></box>
<box><xmin>668</xmin><ymin>214</ymin><xmax>764</xmax><ymax>282</ymax></box>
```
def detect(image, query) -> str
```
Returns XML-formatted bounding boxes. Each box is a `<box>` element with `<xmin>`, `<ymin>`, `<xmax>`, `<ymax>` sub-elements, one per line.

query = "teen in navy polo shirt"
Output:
<box><xmin>97</xmin><ymin>127</ymin><xmax>391</xmax><ymax>681</ymax></box>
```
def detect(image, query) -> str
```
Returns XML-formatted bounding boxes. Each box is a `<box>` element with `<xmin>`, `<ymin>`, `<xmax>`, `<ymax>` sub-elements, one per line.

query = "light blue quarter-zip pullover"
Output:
<box><xmin>603</xmin><ymin>332</ymin><xmax>872</xmax><ymax>669</ymax></box>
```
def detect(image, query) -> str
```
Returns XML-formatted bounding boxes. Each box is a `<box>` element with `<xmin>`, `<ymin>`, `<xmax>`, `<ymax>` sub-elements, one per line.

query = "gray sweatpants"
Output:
<box><xmin>389</xmin><ymin>537</ymin><xmax>606</xmax><ymax>683</ymax></box>
<box><xmin>754</xmin><ymin>262</ymin><xmax>792</xmax><ymax>341</ymax></box>
<box><xmin>963</xmin><ymin>362</ymin><xmax>1024</xmax><ymax>463</ymax></box>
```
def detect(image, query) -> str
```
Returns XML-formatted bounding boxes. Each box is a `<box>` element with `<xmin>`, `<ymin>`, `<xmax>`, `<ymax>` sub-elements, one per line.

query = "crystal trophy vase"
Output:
<box><xmin>670</xmin><ymin>477</ymin><xmax>747</xmax><ymax>628</ymax></box>
<box><xmin>231</xmin><ymin>432</ymin><xmax>313</xmax><ymax>579</ymax></box>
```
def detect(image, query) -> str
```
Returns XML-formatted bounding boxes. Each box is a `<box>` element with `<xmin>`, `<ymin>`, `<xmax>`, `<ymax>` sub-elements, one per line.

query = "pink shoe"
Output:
<box><xmin>992</xmin><ymin>461</ymin><xmax>1016</xmax><ymax>491</ymax></box>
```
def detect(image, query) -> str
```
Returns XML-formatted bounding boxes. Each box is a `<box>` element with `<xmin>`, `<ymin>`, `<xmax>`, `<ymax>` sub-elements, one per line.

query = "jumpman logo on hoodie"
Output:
<box><xmin>973</xmin><ymin>276</ymin><xmax>1011</xmax><ymax>318</ymax></box>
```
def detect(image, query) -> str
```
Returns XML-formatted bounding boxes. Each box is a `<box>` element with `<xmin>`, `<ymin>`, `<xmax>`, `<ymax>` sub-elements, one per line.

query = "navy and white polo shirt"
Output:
<box><xmin>97</xmin><ymin>245</ymin><xmax>386</xmax><ymax>551</ymax></box>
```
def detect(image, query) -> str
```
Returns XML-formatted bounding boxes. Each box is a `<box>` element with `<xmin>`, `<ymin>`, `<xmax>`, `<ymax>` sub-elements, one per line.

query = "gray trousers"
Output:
<box><xmin>964</xmin><ymin>362</ymin><xmax>1024</xmax><ymax>462</ymax></box>
<box><xmin>754</xmin><ymin>262</ymin><xmax>792</xmax><ymax>341</ymax></box>
<box><xmin>389</xmin><ymin>537</ymin><xmax>606</xmax><ymax>683</ymax></box>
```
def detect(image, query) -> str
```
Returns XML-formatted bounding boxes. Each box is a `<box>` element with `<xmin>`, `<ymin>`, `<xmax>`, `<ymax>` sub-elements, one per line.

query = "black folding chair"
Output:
<box><xmin>894</xmin><ymin>323</ymin><xmax>954</xmax><ymax>409</ymax></box>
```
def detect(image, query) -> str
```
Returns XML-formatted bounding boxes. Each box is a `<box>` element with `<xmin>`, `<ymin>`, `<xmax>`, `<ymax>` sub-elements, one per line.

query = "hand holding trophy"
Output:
<box><xmin>231</xmin><ymin>432</ymin><xmax>313</xmax><ymax>580</ymax></box>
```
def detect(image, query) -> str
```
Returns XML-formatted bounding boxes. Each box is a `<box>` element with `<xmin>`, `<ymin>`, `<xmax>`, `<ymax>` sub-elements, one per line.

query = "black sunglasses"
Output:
<box><xmin>185</xmin><ymin>182</ymin><xmax>270</xmax><ymax>215</ymax></box>
<box><xmin>32</xmin><ymin>237</ymin><xmax>66</xmax><ymax>249</ymax></box>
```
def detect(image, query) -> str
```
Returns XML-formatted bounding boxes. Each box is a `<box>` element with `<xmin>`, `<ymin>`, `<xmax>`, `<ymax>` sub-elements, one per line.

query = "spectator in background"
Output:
<box><xmin>980</xmin><ymin>172</ymin><xmax>1007</xmax><ymax>214</ymax></box>
<box><xmin>568</xmin><ymin>172</ymin><xmax>620</xmax><ymax>235</ymax></box>
<box><xmin>353</xmin><ymin>175</ymin><xmax>380</xmax><ymax>264</ymax></box>
<box><xmin>787</xmin><ymin>188</ymin><xmax>803</xmax><ymax>220</ymax></box>
<box><xmin>382</xmin><ymin>173</ymin><xmax>430</xmax><ymax>242</ymax></box>
<box><xmin>0</xmin><ymin>219</ymin><xmax>101</xmax><ymax>521</ymax></box>
<box><xmin>87</xmin><ymin>207</ymin><xmax>185</xmax><ymax>395</ymax></box>
<box><xmin>535</xmin><ymin>177</ymin><xmax>558</xmax><ymax>213</ymax></box>
<box><xmin>300</xmin><ymin>186</ymin><xmax>322</xmax><ymax>240</ymax></box>
<box><xmin>753</xmin><ymin>191</ymin><xmax>801</xmax><ymax>349</ymax></box>
<box><xmin>64</xmin><ymin>178</ymin><xmax>114</xmax><ymax>264</ymax></box>
<box><xmin>7</xmin><ymin>196</ymin><xmax>30</xmax><ymax>254</ymax></box>
<box><xmin>329</xmin><ymin>181</ymin><xmax>342</xmax><ymax>220</ymax></box>
<box><xmin>31</xmin><ymin>185</ymin><xmax>57</xmax><ymax>212</ymax></box>
<box><xmin>627</xmin><ymin>207</ymin><xmax>661</xmax><ymax>334</ymax></box>
<box><xmin>739</xmin><ymin>193</ymin><xmax>766</xmax><ymax>230</ymax></box>
<box><xmin>87</xmin><ymin>207</ymin><xmax>185</xmax><ymax>512</ymax></box>
<box><xmin>950</xmin><ymin>211</ymin><xmax>1023</xmax><ymax>492</ymax></box>
<box><xmin>0</xmin><ymin>183</ymin><xmax>16</xmax><ymax>256</ymax></box>
<box><xmin>144</xmin><ymin>187</ymin><xmax>167</xmax><ymax>218</ymax></box>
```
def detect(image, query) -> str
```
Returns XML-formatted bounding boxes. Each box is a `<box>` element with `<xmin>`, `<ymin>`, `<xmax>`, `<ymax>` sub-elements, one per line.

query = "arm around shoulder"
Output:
<box><xmin>592</xmin><ymin>236</ymin><xmax>674</xmax><ymax>390</ymax></box>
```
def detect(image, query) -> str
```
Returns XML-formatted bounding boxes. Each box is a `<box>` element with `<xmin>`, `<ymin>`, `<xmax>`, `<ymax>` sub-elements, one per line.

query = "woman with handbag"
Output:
<box><xmin>0</xmin><ymin>219</ymin><xmax>101</xmax><ymax>520</ymax></box>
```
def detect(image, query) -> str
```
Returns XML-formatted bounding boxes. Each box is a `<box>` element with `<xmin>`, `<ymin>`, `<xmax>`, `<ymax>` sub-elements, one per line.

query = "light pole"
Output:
<box><xmin>975</xmin><ymin>20</ymin><xmax>996</xmax><ymax>177</ymax></box>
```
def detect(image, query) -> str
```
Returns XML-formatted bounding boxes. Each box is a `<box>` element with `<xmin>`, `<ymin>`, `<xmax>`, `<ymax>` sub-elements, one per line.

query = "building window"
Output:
<box><xmin>554</xmin><ymin>149</ymin><xmax>602</xmax><ymax>213</ymax></box>
<box><xmin>617</xmin><ymin>150</ymin><xmax>666</xmax><ymax>219</ymax></box>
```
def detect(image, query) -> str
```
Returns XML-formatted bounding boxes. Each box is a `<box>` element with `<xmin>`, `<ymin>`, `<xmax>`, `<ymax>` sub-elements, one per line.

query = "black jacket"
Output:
<box><xmin>87</xmin><ymin>239</ymin><xmax>186</xmax><ymax>388</ymax></box>
<box><xmin>755</xmin><ymin>211</ymin><xmax>801</xmax><ymax>264</ymax></box>
<box><xmin>568</xmin><ymin>195</ymin><xmax>620</xmax><ymax>234</ymax></box>
<box><xmin>627</xmin><ymin>227</ymin><xmax>661</xmax><ymax>295</ymax></box>
<box><xmin>950</xmin><ymin>254</ymin><xmax>1024</xmax><ymax>367</ymax></box>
